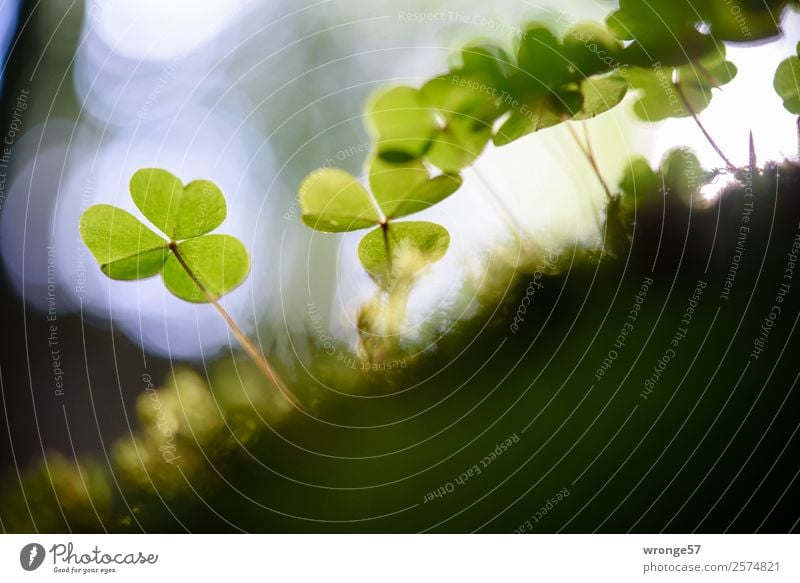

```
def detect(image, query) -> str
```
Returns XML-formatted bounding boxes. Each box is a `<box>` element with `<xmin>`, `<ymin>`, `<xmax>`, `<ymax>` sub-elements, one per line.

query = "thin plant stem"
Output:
<box><xmin>694</xmin><ymin>60</ymin><xmax>723</xmax><ymax>90</ymax></box>
<box><xmin>673</xmin><ymin>81</ymin><xmax>736</xmax><ymax>172</ymax></box>
<box><xmin>169</xmin><ymin>242</ymin><xmax>304</xmax><ymax>411</ymax></box>
<box><xmin>565</xmin><ymin>122</ymin><xmax>608</xmax><ymax>234</ymax></box>
<box><xmin>380</xmin><ymin>220</ymin><xmax>393</xmax><ymax>291</ymax></box>
<box><xmin>566</xmin><ymin>122</ymin><xmax>614</xmax><ymax>202</ymax></box>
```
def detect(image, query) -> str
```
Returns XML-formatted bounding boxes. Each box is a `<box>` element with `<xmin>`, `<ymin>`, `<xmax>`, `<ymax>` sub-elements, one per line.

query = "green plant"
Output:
<box><xmin>298</xmin><ymin>161</ymin><xmax>459</xmax><ymax>290</ymax></box>
<box><xmin>79</xmin><ymin>168</ymin><xmax>302</xmax><ymax>408</ymax></box>
<box><xmin>298</xmin><ymin>4</ymin><xmax>797</xmax><ymax>281</ymax></box>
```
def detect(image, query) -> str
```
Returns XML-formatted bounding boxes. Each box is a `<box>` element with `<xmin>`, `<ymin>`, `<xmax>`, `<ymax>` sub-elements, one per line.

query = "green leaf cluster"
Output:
<box><xmin>608</xmin><ymin>0</ymin><xmax>795</xmax><ymax>67</ymax></box>
<box><xmin>299</xmin><ymin>2</ymin><xmax>792</xmax><ymax>282</ymax></box>
<box><xmin>298</xmin><ymin>164</ymin><xmax>457</xmax><ymax>289</ymax></box>
<box><xmin>80</xmin><ymin>169</ymin><xmax>250</xmax><ymax>303</ymax></box>
<box><xmin>625</xmin><ymin>48</ymin><xmax>737</xmax><ymax>121</ymax></box>
<box><xmin>367</xmin><ymin>22</ymin><xmax>631</xmax><ymax>155</ymax></box>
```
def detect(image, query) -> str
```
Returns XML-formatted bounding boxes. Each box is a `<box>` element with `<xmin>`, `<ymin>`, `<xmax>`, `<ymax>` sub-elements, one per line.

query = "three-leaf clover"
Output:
<box><xmin>80</xmin><ymin>168</ymin><xmax>250</xmax><ymax>303</ymax></box>
<box><xmin>368</xmin><ymin>78</ymin><xmax>500</xmax><ymax>173</ymax></box>
<box><xmin>494</xmin><ymin>22</ymin><xmax>628</xmax><ymax>145</ymax></box>
<box><xmin>298</xmin><ymin>159</ymin><xmax>460</xmax><ymax>288</ymax></box>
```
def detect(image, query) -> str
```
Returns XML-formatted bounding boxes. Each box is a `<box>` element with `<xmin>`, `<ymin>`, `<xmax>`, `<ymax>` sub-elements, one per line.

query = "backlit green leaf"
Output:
<box><xmin>129</xmin><ymin>169</ymin><xmax>226</xmax><ymax>240</ymax></box>
<box><xmin>426</xmin><ymin>117</ymin><xmax>493</xmax><ymax>172</ymax></box>
<box><xmin>562</xmin><ymin>21</ymin><xmax>623</xmax><ymax>77</ymax></box>
<box><xmin>607</xmin><ymin>0</ymin><xmax>717</xmax><ymax>67</ymax></box>
<box><xmin>458</xmin><ymin>43</ymin><xmax>512</xmax><ymax>88</ymax></box>
<box><xmin>421</xmin><ymin>76</ymin><xmax>497</xmax><ymax>171</ymax></box>
<box><xmin>369</xmin><ymin>157</ymin><xmax>462</xmax><ymax>219</ymax></box>
<box><xmin>697</xmin><ymin>2</ymin><xmax>785</xmax><ymax>42</ymax></box>
<box><xmin>367</xmin><ymin>86</ymin><xmax>437</xmax><ymax>161</ymax></box>
<box><xmin>369</xmin><ymin>157</ymin><xmax>429</xmax><ymax>213</ymax></box>
<box><xmin>516</xmin><ymin>25</ymin><xmax>573</xmax><ymax>86</ymax></box>
<box><xmin>398</xmin><ymin>173</ymin><xmax>462</xmax><ymax>218</ymax></box>
<box><xmin>357</xmin><ymin>221</ymin><xmax>450</xmax><ymax>288</ymax></box>
<box><xmin>626</xmin><ymin>52</ymin><xmax>736</xmax><ymax>122</ymax></box>
<box><xmin>299</xmin><ymin>168</ymin><xmax>383</xmax><ymax>232</ymax></box>
<box><xmin>493</xmin><ymin>110</ymin><xmax>535</xmax><ymax>146</ymax></box>
<box><xmin>162</xmin><ymin>234</ymin><xmax>250</xmax><ymax>303</ymax></box>
<box><xmin>79</xmin><ymin>204</ymin><xmax>168</xmax><ymax>280</ymax></box>
<box><xmin>492</xmin><ymin>93</ymin><xmax>568</xmax><ymax>146</ymax></box>
<box><xmin>574</xmin><ymin>74</ymin><xmax>628</xmax><ymax>119</ymax></box>
<box><xmin>774</xmin><ymin>54</ymin><xmax>800</xmax><ymax>114</ymax></box>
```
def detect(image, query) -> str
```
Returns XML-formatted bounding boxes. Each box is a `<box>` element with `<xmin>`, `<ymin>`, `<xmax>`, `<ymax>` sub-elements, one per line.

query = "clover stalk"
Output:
<box><xmin>672</xmin><ymin>78</ymin><xmax>736</xmax><ymax>172</ymax></box>
<box><xmin>168</xmin><ymin>241</ymin><xmax>304</xmax><ymax>411</ymax></box>
<box><xmin>565</xmin><ymin>122</ymin><xmax>610</xmax><ymax>234</ymax></box>
<box><xmin>380</xmin><ymin>220</ymin><xmax>393</xmax><ymax>288</ymax></box>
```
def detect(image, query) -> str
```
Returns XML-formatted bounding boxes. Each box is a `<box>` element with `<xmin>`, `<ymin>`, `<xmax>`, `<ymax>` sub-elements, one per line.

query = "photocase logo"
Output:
<box><xmin>19</xmin><ymin>543</ymin><xmax>46</xmax><ymax>571</ymax></box>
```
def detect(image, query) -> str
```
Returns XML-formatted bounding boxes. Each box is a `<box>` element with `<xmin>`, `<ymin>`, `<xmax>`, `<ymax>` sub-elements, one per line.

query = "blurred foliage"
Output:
<box><xmin>299</xmin><ymin>1</ymin><xmax>796</xmax><ymax>300</ymax></box>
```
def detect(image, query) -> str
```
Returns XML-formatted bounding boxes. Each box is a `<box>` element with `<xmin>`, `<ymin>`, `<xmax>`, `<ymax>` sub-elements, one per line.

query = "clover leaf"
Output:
<box><xmin>299</xmin><ymin>156</ymin><xmax>458</xmax><ymax>280</ymax></box>
<box><xmin>515</xmin><ymin>25</ymin><xmax>574</xmax><ymax>87</ymax></box>
<box><xmin>697</xmin><ymin>1</ymin><xmax>788</xmax><ymax>42</ymax></box>
<box><xmin>79</xmin><ymin>205</ymin><xmax>169</xmax><ymax>280</ymax></box>
<box><xmin>367</xmin><ymin>86</ymin><xmax>438</xmax><ymax>162</ymax></box>
<box><xmin>607</xmin><ymin>0</ymin><xmax>717</xmax><ymax>67</ymax></box>
<box><xmin>574</xmin><ymin>74</ymin><xmax>629</xmax><ymax>120</ymax></box>
<box><xmin>357</xmin><ymin>221</ymin><xmax>450</xmax><ymax>289</ymax></box>
<box><xmin>369</xmin><ymin>75</ymin><xmax>501</xmax><ymax>173</ymax></box>
<box><xmin>299</xmin><ymin>159</ymin><xmax>460</xmax><ymax>230</ymax></box>
<box><xmin>627</xmin><ymin>49</ymin><xmax>737</xmax><ymax>122</ymax></box>
<box><xmin>774</xmin><ymin>42</ymin><xmax>800</xmax><ymax>115</ymax></box>
<box><xmin>562</xmin><ymin>21</ymin><xmax>623</xmax><ymax>78</ymax></box>
<box><xmin>130</xmin><ymin>169</ymin><xmax>227</xmax><ymax>240</ymax></box>
<box><xmin>420</xmin><ymin>75</ymin><xmax>498</xmax><ymax>172</ymax></box>
<box><xmin>80</xmin><ymin>169</ymin><xmax>249</xmax><ymax>303</ymax></box>
<box><xmin>368</xmin><ymin>157</ymin><xmax>462</xmax><ymax>219</ymax></box>
<box><xmin>162</xmin><ymin>235</ymin><xmax>250</xmax><ymax>303</ymax></box>
<box><xmin>491</xmin><ymin>21</ymin><xmax>631</xmax><ymax>145</ymax></box>
<box><xmin>298</xmin><ymin>168</ymin><xmax>382</xmax><ymax>232</ymax></box>
<box><xmin>607</xmin><ymin>0</ymin><xmax>787</xmax><ymax>66</ymax></box>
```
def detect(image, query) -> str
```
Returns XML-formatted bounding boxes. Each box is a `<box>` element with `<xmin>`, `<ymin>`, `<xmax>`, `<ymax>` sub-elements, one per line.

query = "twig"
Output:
<box><xmin>169</xmin><ymin>242</ymin><xmax>305</xmax><ymax>411</ymax></box>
